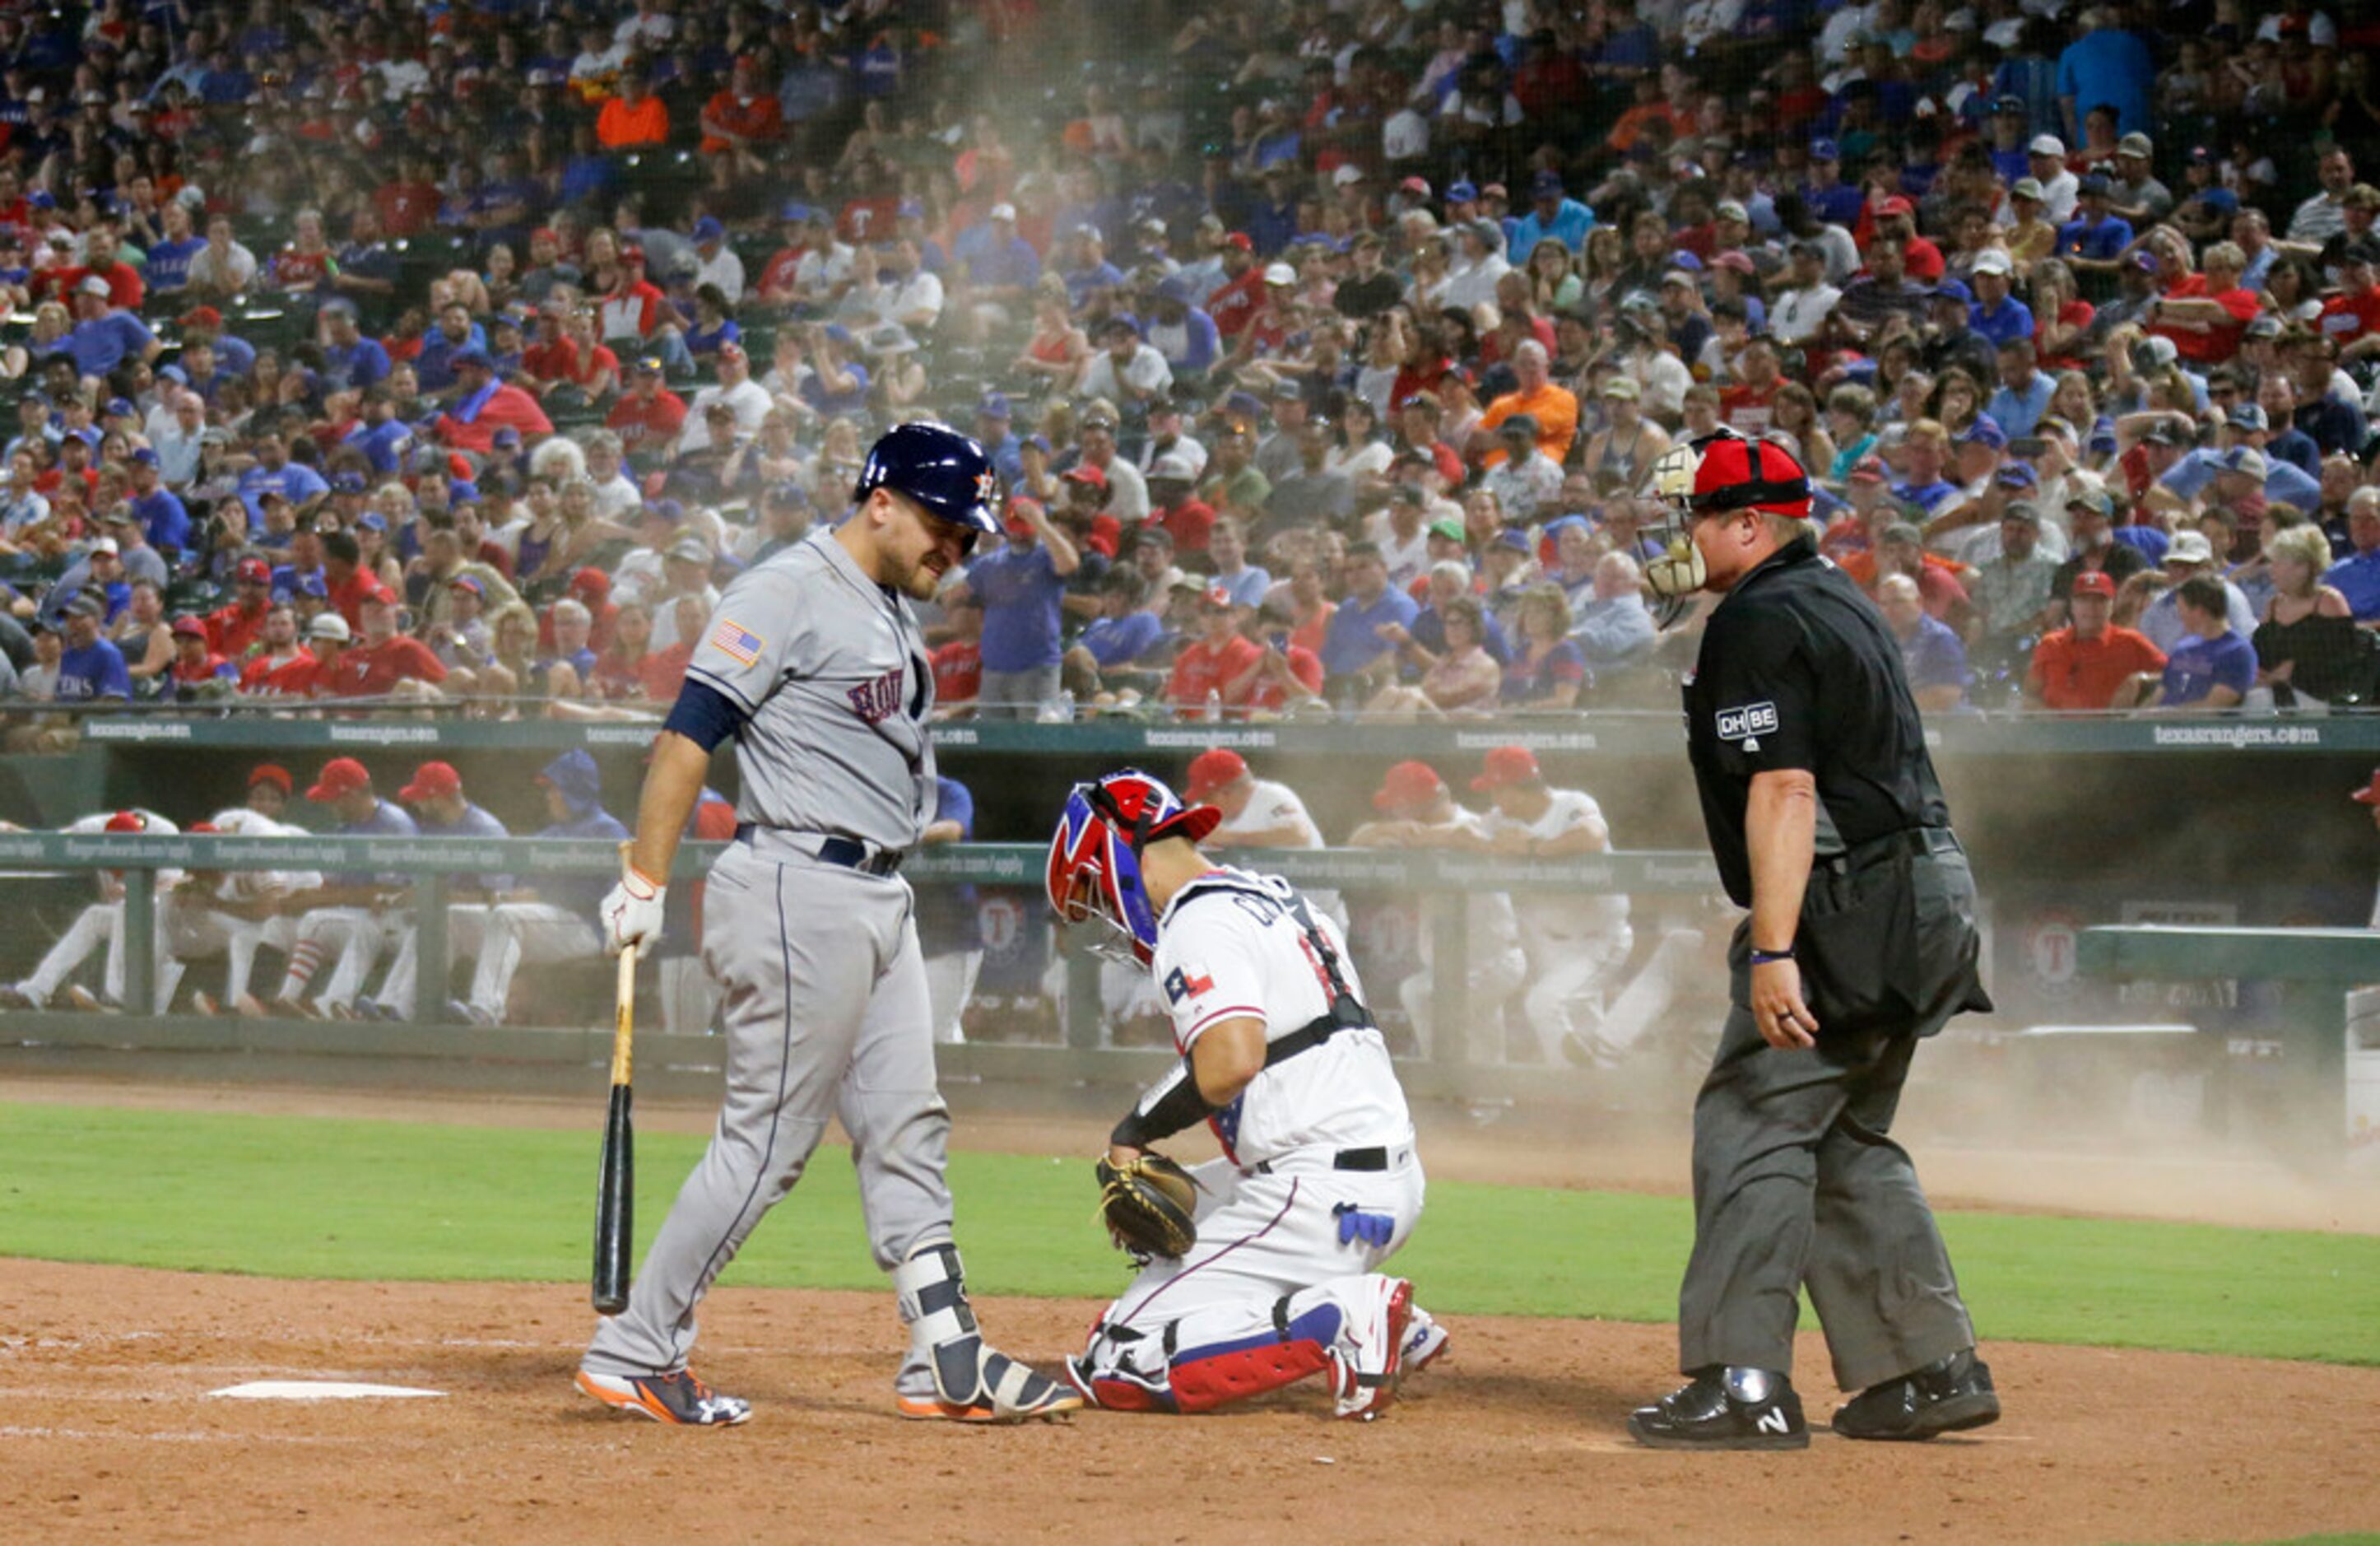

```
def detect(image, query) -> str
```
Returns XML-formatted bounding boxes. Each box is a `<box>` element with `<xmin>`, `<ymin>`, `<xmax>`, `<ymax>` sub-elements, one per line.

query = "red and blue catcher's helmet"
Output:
<box><xmin>854</xmin><ymin>421</ymin><xmax>1003</xmax><ymax>537</ymax></box>
<box><xmin>1046</xmin><ymin>770</ymin><xmax>1221</xmax><ymax>967</ymax></box>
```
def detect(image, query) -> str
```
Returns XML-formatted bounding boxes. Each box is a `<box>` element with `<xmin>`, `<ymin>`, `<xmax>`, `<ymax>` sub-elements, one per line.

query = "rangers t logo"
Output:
<box><xmin>1715</xmin><ymin>701</ymin><xmax>1778</xmax><ymax>742</ymax></box>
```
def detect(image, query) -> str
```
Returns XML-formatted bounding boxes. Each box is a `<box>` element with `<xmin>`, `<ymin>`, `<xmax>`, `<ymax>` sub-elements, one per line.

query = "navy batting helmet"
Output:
<box><xmin>853</xmin><ymin>421</ymin><xmax>1002</xmax><ymax>535</ymax></box>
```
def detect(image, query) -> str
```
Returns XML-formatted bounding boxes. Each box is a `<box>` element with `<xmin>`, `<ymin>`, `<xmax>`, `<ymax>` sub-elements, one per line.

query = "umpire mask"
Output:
<box><xmin>1640</xmin><ymin>428</ymin><xmax>1814</xmax><ymax>623</ymax></box>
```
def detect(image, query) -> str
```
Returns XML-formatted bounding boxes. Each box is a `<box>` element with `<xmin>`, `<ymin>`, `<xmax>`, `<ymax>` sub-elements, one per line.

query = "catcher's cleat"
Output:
<box><xmin>1061</xmin><ymin>1351</ymin><xmax>1172</xmax><ymax>1413</ymax></box>
<box><xmin>575</xmin><ymin>1368</ymin><xmax>751</xmax><ymax>1427</ymax></box>
<box><xmin>1832</xmin><ymin>1349</ymin><xmax>1999</xmax><ymax>1441</ymax></box>
<box><xmin>898</xmin><ymin>1345</ymin><xmax>1085</xmax><ymax>1422</ymax></box>
<box><xmin>1330</xmin><ymin>1276</ymin><xmax>1413</xmax><ymax>1421</ymax></box>
<box><xmin>1629</xmin><ymin>1370</ymin><xmax>1809</xmax><ymax>1451</ymax></box>
<box><xmin>1402</xmin><ymin>1306</ymin><xmax>1449</xmax><ymax>1374</ymax></box>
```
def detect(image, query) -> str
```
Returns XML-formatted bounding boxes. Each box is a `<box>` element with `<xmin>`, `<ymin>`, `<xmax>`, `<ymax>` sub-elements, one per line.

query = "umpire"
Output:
<box><xmin>1626</xmin><ymin>430</ymin><xmax>1998</xmax><ymax>1451</ymax></box>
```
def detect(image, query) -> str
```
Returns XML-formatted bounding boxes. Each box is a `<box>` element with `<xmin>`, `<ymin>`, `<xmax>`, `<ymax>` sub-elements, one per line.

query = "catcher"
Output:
<box><xmin>1046</xmin><ymin>770</ymin><xmax>1443</xmax><ymax>1418</ymax></box>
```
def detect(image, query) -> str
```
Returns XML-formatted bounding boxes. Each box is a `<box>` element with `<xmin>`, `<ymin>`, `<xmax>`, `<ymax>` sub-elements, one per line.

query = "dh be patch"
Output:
<box><xmin>1715</xmin><ymin>701</ymin><xmax>1779</xmax><ymax>752</ymax></box>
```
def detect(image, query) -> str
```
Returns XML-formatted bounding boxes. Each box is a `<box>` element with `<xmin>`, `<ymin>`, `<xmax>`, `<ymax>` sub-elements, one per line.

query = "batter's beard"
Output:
<box><xmin>896</xmin><ymin>556</ymin><xmax>946</xmax><ymax>599</ymax></box>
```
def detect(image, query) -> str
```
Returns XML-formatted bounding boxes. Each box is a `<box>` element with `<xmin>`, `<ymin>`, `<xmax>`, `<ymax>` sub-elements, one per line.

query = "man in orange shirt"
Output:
<box><xmin>2023</xmin><ymin>570</ymin><xmax>2166</xmax><ymax>710</ymax></box>
<box><xmin>1472</xmin><ymin>340</ymin><xmax>1578</xmax><ymax>467</ymax></box>
<box><xmin>699</xmin><ymin>55</ymin><xmax>782</xmax><ymax>175</ymax></box>
<box><xmin>596</xmin><ymin>68</ymin><xmax>669</xmax><ymax>150</ymax></box>
<box><xmin>1164</xmin><ymin>584</ymin><xmax>1262</xmax><ymax>717</ymax></box>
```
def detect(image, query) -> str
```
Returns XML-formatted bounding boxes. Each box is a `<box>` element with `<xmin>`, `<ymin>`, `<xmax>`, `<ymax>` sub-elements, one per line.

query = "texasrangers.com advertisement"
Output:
<box><xmin>2149</xmin><ymin>724</ymin><xmax>2324</xmax><ymax>748</ymax></box>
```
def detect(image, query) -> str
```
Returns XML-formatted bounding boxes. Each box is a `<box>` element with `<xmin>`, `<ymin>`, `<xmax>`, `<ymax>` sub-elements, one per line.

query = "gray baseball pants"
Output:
<box><xmin>584</xmin><ymin>838</ymin><xmax>955</xmax><ymax>1380</ymax></box>
<box><xmin>1676</xmin><ymin>904</ymin><xmax>1978</xmax><ymax>1393</ymax></box>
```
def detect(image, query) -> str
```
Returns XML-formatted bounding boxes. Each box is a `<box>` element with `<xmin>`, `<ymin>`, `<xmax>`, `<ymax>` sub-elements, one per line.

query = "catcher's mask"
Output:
<box><xmin>1046</xmin><ymin>770</ymin><xmax>1221</xmax><ymax>967</ymax></box>
<box><xmin>1640</xmin><ymin>426</ymin><xmax>1814</xmax><ymax>623</ymax></box>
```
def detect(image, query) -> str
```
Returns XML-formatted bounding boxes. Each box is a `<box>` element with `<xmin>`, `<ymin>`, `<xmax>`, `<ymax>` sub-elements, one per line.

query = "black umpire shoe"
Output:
<box><xmin>1628</xmin><ymin>1370</ymin><xmax>1809</xmax><ymax>1451</ymax></box>
<box><xmin>1831</xmin><ymin>1348</ymin><xmax>2001</xmax><ymax>1441</ymax></box>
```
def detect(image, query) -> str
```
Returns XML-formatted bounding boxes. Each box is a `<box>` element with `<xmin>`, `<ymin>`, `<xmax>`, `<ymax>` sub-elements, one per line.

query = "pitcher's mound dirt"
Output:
<box><xmin>3</xmin><ymin>1260</ymin><xmax>2374</xmax><ymax>1544</ymax></box>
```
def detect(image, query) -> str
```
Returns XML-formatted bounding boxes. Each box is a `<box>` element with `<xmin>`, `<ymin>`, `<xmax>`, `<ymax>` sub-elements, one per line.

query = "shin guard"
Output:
<box><xmin>1165</xmin><ymin>1297</ymin><xmax>1344</xmax><ymax>1413</ymax></box>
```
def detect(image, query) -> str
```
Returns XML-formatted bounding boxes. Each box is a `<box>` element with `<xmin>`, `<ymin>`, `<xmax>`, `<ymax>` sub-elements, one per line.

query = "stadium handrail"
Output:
<box><xmin>22</xmin><ymin>708</ymin><xmax>2364</xmax><ymax>757</ymax></box>
<box><xmin>12</xmin><ymin>835</ymin><xmax>1719</xmax><ymax>1032</ymax></box>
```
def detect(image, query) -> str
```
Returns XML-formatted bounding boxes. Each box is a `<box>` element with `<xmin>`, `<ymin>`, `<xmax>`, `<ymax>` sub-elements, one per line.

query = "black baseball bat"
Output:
<box><xmin>593</xmin><ymin>846</ymin><xmax>640</xmax><ymax>1315</ymax></box>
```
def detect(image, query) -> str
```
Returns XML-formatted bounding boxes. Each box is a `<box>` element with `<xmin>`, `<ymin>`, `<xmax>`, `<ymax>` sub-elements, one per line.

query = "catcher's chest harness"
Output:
<box><xmin>1172</xmin><ymin>872</ymin><xmax>1374</xmax><ymax>1071</ymax></box>
<box><xmin>1169</xmin><ymin>874</ymin><xmax>1398</xmax><ymax>1177</ymax></box>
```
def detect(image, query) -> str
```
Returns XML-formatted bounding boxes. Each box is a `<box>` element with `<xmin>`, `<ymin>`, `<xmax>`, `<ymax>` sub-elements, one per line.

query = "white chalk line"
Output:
<box><xmin>2</xmin><ymin>1331</ymin><xmax>882</xmax><ymax>1358</ymax></box>
<box><xmin>0</xmin><ymin>1424</ymin><xmax>374</xmax><ymax>1446</ymax></box>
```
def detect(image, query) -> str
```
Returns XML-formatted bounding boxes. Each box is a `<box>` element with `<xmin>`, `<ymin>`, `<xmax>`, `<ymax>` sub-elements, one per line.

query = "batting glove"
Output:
<box><xmin>600</xmin><ymin>866</ymin><xmax>667</xmax><ymax>957</ymax></box>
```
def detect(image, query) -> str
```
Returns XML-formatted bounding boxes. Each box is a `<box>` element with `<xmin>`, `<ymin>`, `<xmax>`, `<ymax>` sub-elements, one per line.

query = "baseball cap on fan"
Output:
<box><xmin>1183</xmin><ymin>748</ymin><xmax>1249</xmax><ymax>803</ymax></box>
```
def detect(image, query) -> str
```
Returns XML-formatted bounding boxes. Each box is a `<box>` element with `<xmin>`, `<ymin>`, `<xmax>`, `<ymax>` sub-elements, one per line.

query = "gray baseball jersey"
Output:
<box><xmin>684</xmin><ymin>528</ymin><xmax>937</xmax><ymax>850</ymax></box>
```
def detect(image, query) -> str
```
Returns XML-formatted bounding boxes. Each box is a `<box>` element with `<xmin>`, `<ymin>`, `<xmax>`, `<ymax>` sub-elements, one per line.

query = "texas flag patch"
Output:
<box><xmin>1163</xmin><ymin>965</ymin><xmax>1215</xmax><ymax>1004</ymax></box>
<box><xmin>709</xmin><ymin>618</ymin><xmax>764</xmax><ymax>668</ymax></box>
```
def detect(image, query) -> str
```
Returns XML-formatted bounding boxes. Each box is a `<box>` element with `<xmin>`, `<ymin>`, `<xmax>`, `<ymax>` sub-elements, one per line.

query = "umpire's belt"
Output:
<box><xmin>732</xmin><ymin>824</ymin><xmax>905</xmax><ymax>877</ymax></box>
<box><xmin>1245</xmin><ymin>1144</ymin><xmax>1413</xmax><ymax>1177</ymax></box>
<box><xmin>1820</xmin><ymin>825</ymin><xmax>1961</xmax><ymax>874</ymax></box>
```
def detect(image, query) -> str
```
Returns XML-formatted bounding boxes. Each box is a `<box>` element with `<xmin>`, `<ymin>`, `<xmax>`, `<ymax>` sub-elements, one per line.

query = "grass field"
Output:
<box><xmin>5</xmin><ymin>1102</ymin><xmax>2378</xmax><ymax>1367</ymax></box>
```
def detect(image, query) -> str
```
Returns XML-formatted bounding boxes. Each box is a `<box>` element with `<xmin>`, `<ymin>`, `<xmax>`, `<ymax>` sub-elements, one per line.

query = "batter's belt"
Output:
<box><xmin>732</xmin><ymin>823</ymin><xmax>907</xmax><ymax>876</ymax></box>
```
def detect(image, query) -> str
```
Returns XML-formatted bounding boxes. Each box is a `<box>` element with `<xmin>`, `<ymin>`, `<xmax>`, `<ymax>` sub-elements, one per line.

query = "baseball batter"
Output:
<box><xmin>579</xmin><ymin>421</ymin><xmax>1080</xmax><ymax>1427</ymax></box>
<box><xmin>1046</xmin><ymin>771</ymin><xmax>1443</xmax><ymax>1418</ymax></box>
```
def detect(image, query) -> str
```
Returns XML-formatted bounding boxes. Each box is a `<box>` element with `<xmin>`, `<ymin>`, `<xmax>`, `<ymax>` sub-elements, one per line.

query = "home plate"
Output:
<box><xmin>207</xmin><ymin>1381</ymin><xmax>445</xmax><ymax>1401</ymax></box>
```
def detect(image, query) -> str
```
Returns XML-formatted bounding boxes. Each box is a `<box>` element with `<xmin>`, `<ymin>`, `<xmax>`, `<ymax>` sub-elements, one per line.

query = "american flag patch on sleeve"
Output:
<box><xmin>709</xmin><ymin>618</ymin><xmax>764</xmax><ymax>667</ymax></box>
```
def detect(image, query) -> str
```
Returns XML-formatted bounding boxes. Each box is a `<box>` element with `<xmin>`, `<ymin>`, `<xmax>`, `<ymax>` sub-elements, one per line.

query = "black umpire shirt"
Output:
<box><xmin>1683</xmin><ymin>533</ymin><xmax>1950</xmax><ymax>908</ymax></box>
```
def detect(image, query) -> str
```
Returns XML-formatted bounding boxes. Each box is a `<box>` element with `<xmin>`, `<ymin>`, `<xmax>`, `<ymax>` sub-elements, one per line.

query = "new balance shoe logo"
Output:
<box><xmin>1755</xmin><ymin>1407</ymin><xmax>1791</xmax><ymax>1435</ymax></box>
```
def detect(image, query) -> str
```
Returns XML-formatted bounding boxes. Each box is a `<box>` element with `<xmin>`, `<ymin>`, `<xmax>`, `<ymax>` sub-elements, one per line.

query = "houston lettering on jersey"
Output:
<box><xmin>847</xmin><ymin>665</ymin><xmax>903</xmax><ymax>723</ymax></box>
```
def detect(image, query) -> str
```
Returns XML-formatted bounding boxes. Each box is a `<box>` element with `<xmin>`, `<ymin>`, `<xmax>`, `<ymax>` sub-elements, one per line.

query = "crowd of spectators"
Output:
<box><xmin>0</xmin><ymin>0</ymin><xmax>2377</xmax><ymax>732</ymax></box>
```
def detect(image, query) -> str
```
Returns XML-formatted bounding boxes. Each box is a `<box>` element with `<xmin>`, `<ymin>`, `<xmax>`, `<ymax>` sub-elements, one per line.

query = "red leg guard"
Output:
<box><xmin>1167</xmin><ymin>1339</ymin><xmax>1332</xmax><ymax>1413</ymax></box>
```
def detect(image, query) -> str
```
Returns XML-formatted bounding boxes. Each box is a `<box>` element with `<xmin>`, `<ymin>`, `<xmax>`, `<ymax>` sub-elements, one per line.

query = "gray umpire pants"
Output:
<box><xmin>1676</xmin><ymin>858</ymin><xmax>1980</xmax><ymax>1394</ymax></box>
<box><xmin>584</xmin><ymin>838</ymin><xmax>955</xmax><ymax>1378</ymax></box>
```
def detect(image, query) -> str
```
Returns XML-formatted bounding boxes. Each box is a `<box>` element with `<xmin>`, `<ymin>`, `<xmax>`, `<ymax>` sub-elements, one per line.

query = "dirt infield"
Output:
<box><xmin>3</xmin><ymin>1258</ymin><xmax>2376</xmax><ymax>1546</ymax></box>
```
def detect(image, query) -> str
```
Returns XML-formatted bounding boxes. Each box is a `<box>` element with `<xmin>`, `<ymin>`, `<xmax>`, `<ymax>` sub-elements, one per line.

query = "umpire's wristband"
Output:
<box><xmin>1110</xmin><ymin>1056</ymin><xmax>1220</xmax><ymax>1149</ymax></box>
<box><xmin>1748</xmin><ymin>946</ymin><xmax>1796</xmax><ymax>966</ymax></box>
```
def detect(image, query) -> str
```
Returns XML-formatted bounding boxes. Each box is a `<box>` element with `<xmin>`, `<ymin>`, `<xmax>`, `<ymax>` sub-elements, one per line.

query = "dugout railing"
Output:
<box><xmin>0</xmin><ymin>831</ymin><xmax>1724</xmax><ymax>1104</ymax></box>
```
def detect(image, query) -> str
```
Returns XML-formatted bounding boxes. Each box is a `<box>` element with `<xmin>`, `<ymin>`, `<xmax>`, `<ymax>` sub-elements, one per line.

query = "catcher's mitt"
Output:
<box><xmin>1095</xmin><ymin>1151</ymin><xmax>1200</xmax><ymax>1260</ymax></box>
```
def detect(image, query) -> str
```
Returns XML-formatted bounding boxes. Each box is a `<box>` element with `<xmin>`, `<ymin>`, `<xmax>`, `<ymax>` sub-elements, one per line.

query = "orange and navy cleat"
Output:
<box><xmin>575</xmin><ymin>1368</ymin><xmax>751</xmax><ymax>1427</ymax></box>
